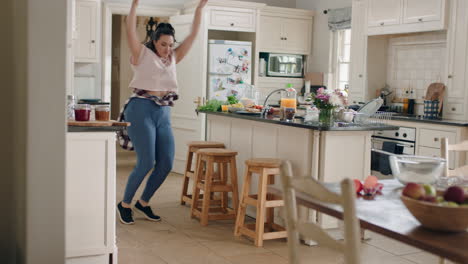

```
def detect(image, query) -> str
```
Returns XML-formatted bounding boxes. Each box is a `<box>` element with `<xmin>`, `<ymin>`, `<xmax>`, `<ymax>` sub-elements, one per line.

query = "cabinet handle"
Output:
<box><xmin>418</xmin><ymin>18</ymin><xmax>423</xmax><ymax>22</ymax></box>
<box><xmin>285</xmin><ymin>37</ymin><xmax>287</xmax><ymax>40</ymax></box>
<box><xmin>358</xmin><ymin>74</ymin><xmax>363</xmax><ymax>78</ymax></box>
<box><xmin>91</xmin><ymin>40</ymin><xmax>95</xmax><ymax>43</ymax></box>
<box><xmin>230</xmin><ymin>23</ymin><xmax>234</xmax><ymax>26</ymax></box>
<box><xmin>434</xmin><ymin>138</ymin><xmax>439</xmax><ymax>142</ymax></box>
<box><xmin>380</xmin><ymin>22</ymin><xmax>385</xmax><ymax>26</ymax></box>
<box><xmin>448</xmin><ymin>75</ymin><xmax>453</xmax><ymax>79</ymax></box>
<box><xmin>452</xmin><ymin>107</ymin><xmax>457</xmax><ymax>111</ymax></box>
<box><xmin>281</xmin><ymin>37</ymin><xmax>285</xmax><ymax>40</ymax></box>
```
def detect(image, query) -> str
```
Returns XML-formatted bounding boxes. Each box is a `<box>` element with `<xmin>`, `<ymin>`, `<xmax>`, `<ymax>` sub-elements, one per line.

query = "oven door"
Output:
<box><xmin>371</xmin><ymin>137</ymin><xmax>415</xmax><ymax>155</ymax></box>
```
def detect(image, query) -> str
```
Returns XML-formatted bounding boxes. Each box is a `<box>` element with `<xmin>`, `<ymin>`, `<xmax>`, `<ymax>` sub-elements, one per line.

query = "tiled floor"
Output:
<box><xmin>116</xmin><ymin>164</ymin><xmax>454</xmax><ymax>264</ymax></box>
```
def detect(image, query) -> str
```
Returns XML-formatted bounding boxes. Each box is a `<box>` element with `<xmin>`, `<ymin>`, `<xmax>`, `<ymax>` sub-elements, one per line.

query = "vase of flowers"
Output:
<box><xmin>313</xmin><ymin>87</ymin><xmax>348</xmax><ymax>126</ymax></box>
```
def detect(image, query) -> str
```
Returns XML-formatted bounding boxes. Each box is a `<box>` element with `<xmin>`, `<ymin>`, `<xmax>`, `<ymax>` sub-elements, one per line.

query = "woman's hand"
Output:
<box><xmin>196</xmin><ymin>0</ymin><xmax>208</xmax><ymax>10</ymax></box>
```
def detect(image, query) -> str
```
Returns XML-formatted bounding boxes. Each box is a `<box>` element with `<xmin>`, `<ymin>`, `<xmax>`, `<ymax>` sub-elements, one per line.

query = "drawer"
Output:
<box><xmin>418</xmin><ymin>146</ymin><xmax>455</xmax><ymax>170</ymax></box>
<box><xmin>419</xmin><ymin>128</ymin><xmax>456</xmax><ymax>148</ymax></box>
<box><xmin>445</xmin><ymin>103</ymin><xmax>464</xmax><ymax>116</ymax></box>
<box><xmin>209</xmin><ymin>8</ymin><xmax>255</xmax><ymax>32</ymax></box>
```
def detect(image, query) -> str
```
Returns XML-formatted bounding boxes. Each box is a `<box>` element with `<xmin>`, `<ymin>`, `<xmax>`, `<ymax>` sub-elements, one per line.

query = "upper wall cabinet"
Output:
<box><xmin>366</xmin><ymin>0</ymin><xmax>448</xmax><ymax>35</ymax></box>
<box><xmin>349</xmin><ymin>0</ymin><xmax>368</xmax><ymax>104</ymax></box>
<box><xmin>258</xmin><ymin>7</ymin><xmax>314</xmax><ymax>55</ymax></box>
<box><xmin>74</xmin><ymin>0</ymin><xmax>100</xmax><ymax>63</ymax></box>
<box><xmin>207</xmin><ymin>7</ymin><xmax>256</xmax><ymax>32</ymax></box>
<box><xmin>367</xmin><ymin>0</ymin><xmax>401</xmax><ymax>27</ymax></box>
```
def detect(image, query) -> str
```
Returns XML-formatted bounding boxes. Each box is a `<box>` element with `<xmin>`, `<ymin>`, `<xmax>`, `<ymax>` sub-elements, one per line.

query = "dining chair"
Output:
<box><xmin>280</xmin><ymin>160</ymin><xmax>361</xmax><ymax>264</ymax></box>
<box><xmin>439</xmin><ymin>138</ymin><xmax>468</xmax><ymax>264</ymax></box>
<box><xmin>440</xmin><ymin>137</ymin><xmax>468</xmax><ymax>177</ymax></box>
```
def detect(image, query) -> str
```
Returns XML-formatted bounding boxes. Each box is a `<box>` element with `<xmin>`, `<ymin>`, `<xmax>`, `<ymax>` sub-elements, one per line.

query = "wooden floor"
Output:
<box><xmin>116</xmin><ymin>159</ymin><xmax>456</xmax><ymax>264</ymax></box>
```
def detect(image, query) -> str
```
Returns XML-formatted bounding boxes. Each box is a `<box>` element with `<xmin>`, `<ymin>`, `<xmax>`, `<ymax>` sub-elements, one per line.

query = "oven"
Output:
<box><xmin>371</xmin><ymin>127</ymin><xmax>416</xmax><ymax>155</ymax></box>
<box><xmin>371</xmin><ymin>127</ymin><xmax>416</xmax><ymax>177</ymax></box>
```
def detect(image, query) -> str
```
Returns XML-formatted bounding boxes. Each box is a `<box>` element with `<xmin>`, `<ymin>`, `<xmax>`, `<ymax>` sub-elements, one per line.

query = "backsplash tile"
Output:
<box><xmin>386</xmin><ymin>32</ymin><xmax>447</xmax><ymax>102</ymax></box>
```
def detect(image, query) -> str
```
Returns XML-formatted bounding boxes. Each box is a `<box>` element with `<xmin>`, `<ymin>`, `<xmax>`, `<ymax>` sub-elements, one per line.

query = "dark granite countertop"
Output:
<box><xmin>67</xmin><ymin>126</ymin><xmax>124</xmax><ymax>132</ymax></box>
<box><xmin>389</xmin><ymin>114</ymin><xmax>468</xmax><ymax>127</ymax></box>
<box><xmin>200</xmin><ymin>111</ymin><xmax>398</xmax><ymax>131</ymax></box>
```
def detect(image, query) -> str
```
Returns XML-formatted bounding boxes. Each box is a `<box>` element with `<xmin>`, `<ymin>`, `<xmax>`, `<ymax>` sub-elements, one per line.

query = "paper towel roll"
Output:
<box><xmin>259</xmin><ymin>58</ymin><xmax>266</xmax><ymax>77</ymax></box>
<box><xmin>305</xmin><ymin>80</ymin><xmax>311</xmax><ymax>94</ymax></box>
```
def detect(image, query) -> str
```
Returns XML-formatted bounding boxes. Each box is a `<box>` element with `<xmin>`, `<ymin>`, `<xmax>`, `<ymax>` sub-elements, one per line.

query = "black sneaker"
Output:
<box><xmin>117</xmin><ymin>202</ymin><xmax>134</xmax><ymax>225</ymax></box>
<box><xmin>134</xmin><ymin>201</ymin><xmax>161</xmax><ymax>222</ymax></box>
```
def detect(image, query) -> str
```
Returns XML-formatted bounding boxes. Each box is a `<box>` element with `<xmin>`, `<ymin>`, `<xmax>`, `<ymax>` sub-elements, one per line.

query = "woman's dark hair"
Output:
<box><xmin>144</xmin><ymin>22</ymin><xmax>176</xmax><ymax>53</ymax></box>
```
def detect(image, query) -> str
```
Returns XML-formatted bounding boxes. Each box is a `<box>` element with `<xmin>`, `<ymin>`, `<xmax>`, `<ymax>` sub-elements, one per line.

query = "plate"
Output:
<box><xmin>236</xmin><ymin>111</ymin><xmax>261</xmax><ymax>115</ymax></box>
<box><xmin>355</xmin><ymin>97</ymin><xmax>383</xmax><ymax>123</ymax></box>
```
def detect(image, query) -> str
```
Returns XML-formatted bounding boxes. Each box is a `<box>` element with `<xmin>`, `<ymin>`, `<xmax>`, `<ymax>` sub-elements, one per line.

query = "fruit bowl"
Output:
<box><xmin>400</xmin><ymin>195</ymin><xmax>468</xmax><ymax>232</ymax></box>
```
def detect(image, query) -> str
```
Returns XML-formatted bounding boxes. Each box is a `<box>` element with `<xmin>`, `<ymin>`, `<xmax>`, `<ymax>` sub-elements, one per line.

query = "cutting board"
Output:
<box><xmin>67</xmin><ymin>120</ymin><xmax>130</xmax><ymax>127</ymax></box>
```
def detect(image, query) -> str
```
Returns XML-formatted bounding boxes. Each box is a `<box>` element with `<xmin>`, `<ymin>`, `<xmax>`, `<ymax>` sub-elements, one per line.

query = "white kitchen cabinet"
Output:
<box><xmin>349</xmin><ymin>0</ymin><xmax>368</xmax><ymax>104</ymax></box>
<box><xmin>403</xmin><ymin>0</ymin><xmax>444</xmax><ymax>24</ymax></box>
<box><xmin>366</xmin><ymin>0</ymin><xmax>447</xmax><ymax>35</ymax></box>
<box><xmin>444</xmin><ymin>0</ymin><xmax>468</xmax><ymax>120</ymax></box>
<box><xmin>74</xmin><ymin>0</ymin><xmax>100</xmax><ymax>63</ymax></box>
<box><xmin>66</xmin><ymin>132</ymin><xmax>116</xmax><ymax>264</ymax></box>
<box><xmin>367</xmin><ymin>0</ymin><xmax>402</xmax><ymax>27</ymax></box>
<box><xmin>208</xmin><ymin>7</ymin><xmax>256</xmax><ymax>32</ymax></box>
<box><xmin>258</xmin><ymin>7</ymin><xmax>313</xmax><ymax>55</ymax></box>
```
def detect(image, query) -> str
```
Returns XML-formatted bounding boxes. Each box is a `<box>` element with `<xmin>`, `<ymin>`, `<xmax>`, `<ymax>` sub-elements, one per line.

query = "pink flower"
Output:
<box><xmin>317</xmin><ymin>87</ymin><xmax>326</xmax><ymax>94</ymax></box>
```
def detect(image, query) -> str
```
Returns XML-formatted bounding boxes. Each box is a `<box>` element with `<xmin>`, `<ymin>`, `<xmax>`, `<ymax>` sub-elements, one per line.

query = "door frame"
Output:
<box><xmin>101</xmin><ymin>2</ymin><xmax>181</xmax><ymax>102</ymax></box>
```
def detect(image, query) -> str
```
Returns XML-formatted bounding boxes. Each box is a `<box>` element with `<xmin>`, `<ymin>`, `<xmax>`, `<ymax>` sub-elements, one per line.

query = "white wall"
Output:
<box><xmin>296</xmin><ymin>0</ymin><xmax>352</xmax><ymax>73</ymax></box>
<box><xmin>1</xmin><ymin>0</ymin><xmax>68</xmax><ymax>263</ymax></box>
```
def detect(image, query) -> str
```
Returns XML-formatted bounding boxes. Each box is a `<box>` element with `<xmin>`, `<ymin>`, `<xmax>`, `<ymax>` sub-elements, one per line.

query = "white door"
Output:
<box><xmin>258</xmin><ymin>15</ymin><xmax>283</xmax><ymax>52</ymax></box>
<box><xmin>170</xmin><ymin>14</ymin><xmax>207</xmax><ymax>174</ymax></box>
<box><xmin>367</xmin><ymin>0</ymin><xmax>402</xmax><ymax>27</ymax></box>
<box><xmin>282</xmin><ymin>18</ymin><xmax>311</xmax><ymax>54</ymax></box>
<box><xmin>402</xmin><ymin>0</ymin><xmax>443</xmax><ymax>24</ymax></box>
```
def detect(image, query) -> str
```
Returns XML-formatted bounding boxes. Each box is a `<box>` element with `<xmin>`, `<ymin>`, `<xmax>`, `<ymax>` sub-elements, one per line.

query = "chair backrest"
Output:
<box><xmin>441</xmin><ymin>137</ymin><xmax>468</xmax><ymax>177</ymax></box>
<box><xmin>280</xmin><ymin>160</ymin><xmax>361</xmax><ymax>264</ymax></box>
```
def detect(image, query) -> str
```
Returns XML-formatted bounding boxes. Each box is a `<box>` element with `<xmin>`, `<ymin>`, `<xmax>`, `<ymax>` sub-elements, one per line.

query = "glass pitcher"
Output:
<box><xmin>280</xmin><ymin>84</ymin><xmax>297</xmax><ymax>121</ymax></box>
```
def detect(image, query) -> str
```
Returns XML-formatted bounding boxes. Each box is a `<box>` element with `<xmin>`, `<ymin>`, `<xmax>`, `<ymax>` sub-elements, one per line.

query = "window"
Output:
<box><xmin>332</xmin><ymin>29</ymin><xmax>351</xmax><ymax>91</ymax></box>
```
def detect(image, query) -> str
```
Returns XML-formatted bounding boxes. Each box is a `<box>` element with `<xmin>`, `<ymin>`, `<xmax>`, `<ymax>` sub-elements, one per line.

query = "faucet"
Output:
<box><xmin>261</xmin><ymin>88</ymin><xmax>287</xmax><ymax>117</ymax></box>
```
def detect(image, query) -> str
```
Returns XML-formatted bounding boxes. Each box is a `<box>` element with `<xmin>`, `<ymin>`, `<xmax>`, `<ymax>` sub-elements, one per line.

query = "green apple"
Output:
<box><xmin>423</xmin><ymin>184</ymin><xmax>436</xmax><ymax>197</ymax></box>
<box><xmin>441</xmin><ymin>201</ymin><xmax>459</xmax><ymax>207</ymax></box>
<box><xmin>436</xmin><ymin>196</ymin><xmax>444</xmax><ymax>203</ymax></box>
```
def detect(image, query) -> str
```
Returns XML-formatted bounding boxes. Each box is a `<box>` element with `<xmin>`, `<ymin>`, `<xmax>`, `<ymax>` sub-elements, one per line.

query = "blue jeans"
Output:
<box><xmin>122</xmin><ymin>98</ymin><xmax>174</xmax><ymax>204</ymax></box>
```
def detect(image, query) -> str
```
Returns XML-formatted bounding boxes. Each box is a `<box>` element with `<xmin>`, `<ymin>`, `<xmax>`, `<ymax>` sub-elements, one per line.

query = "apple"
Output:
<box><xmin>443</xmin><ymin>186</ymin><xmax>465</xmax><ymax>204</ymax></box>
<box><xmin>436</xmin><ymin>196</ymin><xmax>444</xmax><ymax>203</ymax></box>
<box><xmin>353</xmin><ymin>179</ymin><xmax>363</xmax><ymax>194</ymax></box>
<box><xmin>403</xmin><ymin>183</ymin><xmax>426</xmax><ymax>200</ymax></box>
<box><xmin>441</xmin><ymin>201</ymin><xmax>460</xmax><ymax>207</ymax></box>
<box><xmin>422</xmin><ymin>195</ymin><xmax>437</xmax><ymax>203</ymax></box>
<box><xmin>423</xmin><ymin>184</ymin><xmax>436</xmax><ymax>197</ymax></box>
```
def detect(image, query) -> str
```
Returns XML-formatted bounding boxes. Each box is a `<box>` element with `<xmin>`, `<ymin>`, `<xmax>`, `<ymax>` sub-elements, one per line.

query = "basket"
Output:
<box><xmin>354</xmin><ymin>111</ymin><xmax>394</xmax><ymax>125</ymax></box>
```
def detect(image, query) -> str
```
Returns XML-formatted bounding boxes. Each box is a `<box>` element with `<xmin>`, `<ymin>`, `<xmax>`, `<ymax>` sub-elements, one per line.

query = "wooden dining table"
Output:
<box><xmin>268</xmin><ymin>179</ymin><xmax>468</xmax><ymax>264</ymax></box>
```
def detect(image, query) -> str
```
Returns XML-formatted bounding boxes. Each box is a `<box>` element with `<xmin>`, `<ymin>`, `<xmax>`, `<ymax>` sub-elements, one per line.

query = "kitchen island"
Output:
<box><xmin>200</xmin><ymin>111</ymin><xmax>397</xmax><ymax>228</ymax></box>
<box><xmin>66</xmin><ymin>122</ymin><xmax>128</xmax><ymax>264</ymax></box>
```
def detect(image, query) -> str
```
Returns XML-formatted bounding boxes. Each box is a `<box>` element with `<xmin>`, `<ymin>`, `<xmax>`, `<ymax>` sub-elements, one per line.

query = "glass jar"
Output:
<box><xmin>280</xmin><ymin>85</ymin><xmax>297</xmax><ymax>120</ymax></box>
<box><xmin>67</xmin><ymin>95</ymin><xmax>76</xmax><ymax>120</ymax></box>
<box><xmin>74</xmin><ymin>104</ymin><xmax>91</xmax><ymax>121</ymax></box>
<box><xmin>95</xmin><ymin>105</ymin><xmax>110</xmax><ymax>121</ymax></box>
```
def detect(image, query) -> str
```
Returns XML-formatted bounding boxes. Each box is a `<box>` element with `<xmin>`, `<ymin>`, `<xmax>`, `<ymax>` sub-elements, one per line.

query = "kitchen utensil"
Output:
<box><xmin>372</xmin><ymin>149</ymin><xmax>446</xmax><ymax>184</ymax></box>
<box><xmin>354</xmin><ymin>97</ymin><xmax>383</xmax><ymax>123</ymax></box>
<box><xmin>400</xmin><ymin>195</ymin><xmax>468</xmax><ymax>232</ymax></box>
<box><xmin>425</xmin><ymin>83</ymin><xmax>445</xmax><ymax>113</ymax></box>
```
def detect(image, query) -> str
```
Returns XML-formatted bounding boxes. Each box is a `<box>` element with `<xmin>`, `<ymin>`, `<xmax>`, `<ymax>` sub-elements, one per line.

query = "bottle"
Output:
<box><xmin>280</xmin><ymin>84</ymin><xmax>297</xmax><ymax>121</ymax></box>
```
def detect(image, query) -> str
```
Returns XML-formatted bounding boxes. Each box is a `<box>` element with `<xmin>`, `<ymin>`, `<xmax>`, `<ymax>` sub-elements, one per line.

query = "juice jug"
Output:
<box><xmin>280</xmin><ymin>84</ymin><xmax>297</xmax><ymax>121</ymax></box>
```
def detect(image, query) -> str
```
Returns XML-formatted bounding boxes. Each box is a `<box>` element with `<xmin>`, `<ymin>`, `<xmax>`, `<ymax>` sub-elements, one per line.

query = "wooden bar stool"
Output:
<box><xmin>234</xmin><ymin>158</ymin><xmax>287</xmax><ymax>247</ymax></box>
<box><xmin>191</xmin><ymin>148</ymin><xmax>240</xmax><ymax>226</ymax></box>
<box><xmin>181</xmin><ymin>141</ymin><xmax>225</xmax><ymax>206</ymax></box>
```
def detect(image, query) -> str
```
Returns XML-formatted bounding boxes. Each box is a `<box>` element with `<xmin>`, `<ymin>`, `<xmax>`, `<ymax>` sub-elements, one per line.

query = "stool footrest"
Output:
<box><xmin>182</xmin><ymin>194</ymin><xmax>222</xmax><ymax>205</ymax></box>
<box><xmin>197</xmin><ymin>183</ymin><xmax>233</xmax><ymax>192</ymax></box>
<box><xmin>243</xmin><ymin>194</ymin><xmax>284</xmax><ymax>207</ymax></box>
<box><xmin>238</xmin><ymin>223</ymin><xmax>287</xmax><ymax>240</ymax></box>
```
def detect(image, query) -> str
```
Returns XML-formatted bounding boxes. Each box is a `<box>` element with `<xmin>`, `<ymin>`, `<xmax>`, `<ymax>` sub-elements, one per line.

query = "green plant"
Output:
<box><xmin>197</xmin><ymin>99</ymin><xmax>223</xmax><ymax>112</ymax></box>
<box><xmin>227</xmin><ymin>95</ymin><xmax>238</xmax><ymax>105</ymax></box>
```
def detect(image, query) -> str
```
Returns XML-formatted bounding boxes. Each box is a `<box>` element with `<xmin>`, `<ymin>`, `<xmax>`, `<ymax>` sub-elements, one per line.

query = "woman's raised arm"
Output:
<box><xmin>126</xmin><ymin>0</ymin><xmax>142</xmax><ymax>63</ymax></box>
<box><xmin>174</xmin><ymin>0</ymin><xmax>208</xmax><ymax>64</ymax></box>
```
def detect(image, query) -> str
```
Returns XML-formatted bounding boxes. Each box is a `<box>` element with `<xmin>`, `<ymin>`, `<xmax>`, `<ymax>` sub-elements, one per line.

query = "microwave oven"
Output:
<box><xmin>266</xmin><ymin>53</ymin><xmax>304</xmax><ymax>78</ymax></box>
